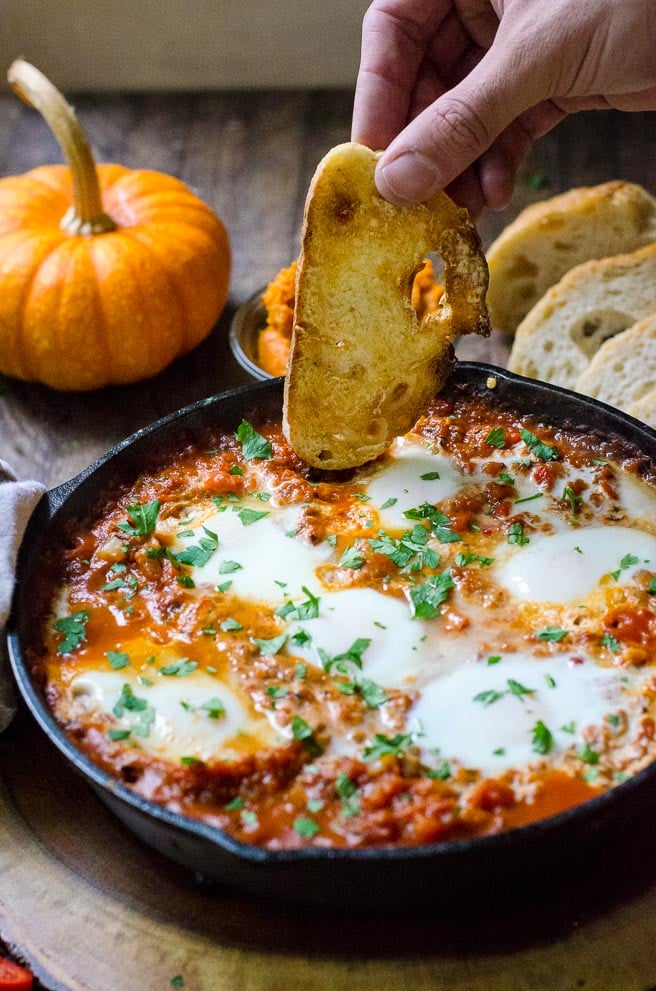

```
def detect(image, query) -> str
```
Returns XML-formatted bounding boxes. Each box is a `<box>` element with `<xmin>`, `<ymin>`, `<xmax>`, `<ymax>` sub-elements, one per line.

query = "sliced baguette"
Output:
<box><xmin>507</xmin><ymin>244</ymin><xmax>656</xmax><ymax>389</ymax></box>
<box><xmin>283</xmin><ymin>142</ymin><xmax>490</xmax><ymax>470</ymax></box>
<box><xmin>575</xmin><ymin>313</ymin><xmax>656</xmax><ymax>412</ymax></box>
<box><xmin>628</xmin><ymin>388</ymin><xmax>656</xmax><ymax>429</ymax></box>
<box><xmin>487</xmin><ymin>181</ymin><xmax>656</xmax><ymax>333</ymax></box>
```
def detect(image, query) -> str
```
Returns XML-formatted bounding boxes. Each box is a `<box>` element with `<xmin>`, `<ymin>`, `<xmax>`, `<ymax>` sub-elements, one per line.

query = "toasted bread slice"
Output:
<box><xmin>575</xmin><ymin>313</ymin><xmax>656</xmax><ymax>411</ymax></box>
<box><xmin>487</xmin><ymin>181</ymin><xmax>656</xmax><ymax>333</ymax></box>
<box><xmin>283</xmin><ymin>142</ymin><xmax>490</xmax><ymax>470</ymax></box>
<box><xmin>628</xmin><ymin>388</ymin><xmax>656</xmax><ymax>429</ymax></box>
<box><xmin>507</xmin><ymin>244</ymin><xmax>656</xmax><ymax>389</ymax></box>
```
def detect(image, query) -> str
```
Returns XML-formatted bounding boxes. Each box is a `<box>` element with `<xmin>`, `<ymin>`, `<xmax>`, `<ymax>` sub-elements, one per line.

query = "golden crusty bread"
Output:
<box><xmin>507</xmin><ymin>244</ymin><xmax>656</xmax><ymax>389</ymax></box>
<box><xmin>628</xmin><ymin>388</ymin><xmax>656</xmax><ymax>429</ymax></box>
<box><xmin>487</xmin><ymin>181</ymin><xmax>656</xmax><ymax>333</ymax></box>
<box><xmin>283</xmin><ymin>142</ymin><xmax>490</xmax><ymax>470</ymax></box>
<box><xmin>575</xmin><ymin>313</ymin><xmax>656</xmax><ymax>412</ymax></box>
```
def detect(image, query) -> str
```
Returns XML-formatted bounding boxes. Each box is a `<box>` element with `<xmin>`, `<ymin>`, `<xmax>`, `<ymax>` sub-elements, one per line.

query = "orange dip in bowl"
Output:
<box><xmin>257</xmin><ymin>259</ymin><xmax>444</xmax><ymax>377</ymax></box>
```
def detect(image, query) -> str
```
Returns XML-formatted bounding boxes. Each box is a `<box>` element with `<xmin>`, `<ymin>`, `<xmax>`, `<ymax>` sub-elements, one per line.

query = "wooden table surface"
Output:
<box><xmin>2</xmin><ymin>91</ymin><xmax>656</xmax><ymax>991</ymax></box>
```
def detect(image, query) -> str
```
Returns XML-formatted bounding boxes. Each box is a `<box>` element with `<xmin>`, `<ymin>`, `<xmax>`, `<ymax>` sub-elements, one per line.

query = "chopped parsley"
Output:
<box><xmin>562</xmin><ymin>485</ymin><xmax>583</xmax><ymax>515</ymax></box>
<box><xmin>535</xmin><ymin>625</ymin><xmax>568</xmax><ymax>642</ymax></box>
<box><xmin>577</xmin><ymin>743</ymin><xmax>600</xmax><ymax>765</ymax></box>
<box><xmin>427</xmin><ymin>759</ymin><xmax>451</xmax><ymax>780</ymax></box>
<box><xmin>487</xmin><ymin>655</ymin><xmax>502</xmax><ymax>665</ymax></box>
<box><xmin>112</xmin><ymin>683</ymin><xmax>155</xmax><ymax>737</ymax></box>
<box><xmin>229</xmin><ymin>464</ymin><xmax>244</xmax><ymax>476</ymax></box>
<box><xmin>359</xmin><ymin>678</ymin><xmax>389</xmax><ymax>709</ymax></box>
<box><xmin>218</xmin><ymin>560</ymin><xmax>242</xmax><ymax>574</ymax></box>
<box><xmin>499</xmin><ymin>472</ymin><xmax>515</xmax><ymax>485</ymax></box>
<box><xmin>473</xmin><ymin>689</ymin><xmax>505</xmax><ymax>706</ymax></box>
<box><xmin>116</xmin><ymin>499</ymin><xmax>160</xmax><ymax>537</ymax></box>
<box><xmin>224</xmin><ymin>796</ymin><xmax>244</xmax><ymax>811</ymax></box>
<box><xmin>54</xmin><ymin>610</ymin><xmax>90</xmax><ymax>655</ymax></box>
<box><xmin>199</xmin><ymin>697</ymin><xmax>226</xmax><ymax>719</ymax></box>
<box><xmin>339</xmin><ymin>545</ymin><xmax>365</xmax><ymax>569</ymax></box>
<box><xmin>513</xmin><ymin>492</ymin><xmax>543</xmax><ymax>505</ymax></box>
<box><xmin>335</xmin><ymin>771</ymin><xmax>360</xmax><ymax>816</ymax></box>
<box><xmin>293</xmin><ymin>816</ymin><xmax>320</xmax><ymax>839</ymax></box>
<box><xmin>369</xmin><ymin>525</ymin><xmax>440</xmax><ymax>573</ymax></box>
<box><xmin>544</xmin><ymin>673</ymin><xmax>556</xmax><ymax>688</ymax></box>
<box><xmin>508</xmin><ymin>522</ymin><xmax>529</xmax><ymax>546</ymax></box>
<box><xmin>454</xmin><ymin>551</ymin><xmax>494</xmax><ymax>568</ymax></box>
<box><xmin>363</xmin><ymin>733</ymin><xmax>412</xmax><ymax>761</ymax></box>
<box><xmin>611</xmin><ymin>553</ymin><xmax>639</xmax><ymax>580</ymax></box>
<box><xmin>601</xmin><ymin>631</ymin><xmax>621</xmax><ymax>653</ymax></box>
<box><xmin>648</xmin><ymin>576</ymin><xmax>656</xmax><ymax>595</ymax></box>
<box><xmin>507</xmin><ymin>678</ymin><xmax>535</xmax><ymax>698</ymax></box>
<box><xmin>253</xmin><ymin>632</ymin><xmax>288</xmax><ymax>655</ymax></box>
<box><xmin>108</xmin><ymin>728</ymin><xmax>131</xmax><ymax>742</ymax></box>
<box><xmin>484</xmin><ymin>426</ymin><xmax>506</xmax><ymax>448</ymax></box>
<box><xmin>159</xmin><ymin>658</ymin><xmax>198</xmax><ymax>677</ymax></box>
<box><xmin>420</xmin><ymin>471</ymin><xmax>441</xmax><ymax>480</ymax></box>
<box><xmin>319</xmin><ymin>638</ymin><xmax>371</xmax><ymax>674</ymax></box>
<box><xmin>276</xmin><ymin>587</ymin><xmax>320</xmax><ymax>621</ymax></box>
<box><xmin>380</xmin><ymin>497</ymin><xmax>398</xmax><ymax>510</ymax></box>
<box><xmin>234</xmin><ymin>507</ymin><xmax>269</xmax><ymax>526</ymax></box>
<box><xmin>172</xmin><ymin>527</ymin><xmax>218</xmax><ymax>567</ymax></box>
<box><xmin>266</xmin><ymin>685</ymin><xmax>289</xmax><ymax>700</ymax></box>
<box><xmin>520</xmin><ymin>428</ymin><xmax>558</xmax><ymax>462</ymax></box>
<box><xmin>235</xmin><ymin>419</ymin><xmax>272</xmax><ymax>460</ymax></box>
<box><xmin>291</xmin><ymin>716</ymin><xmax>322</xmax><ymax>756</ymax></box>
<box><xmin>531</xmin><ymin>720</ymin><xmax>554</xmax><ymax>755</ymax></box>
<box><xmin>170</xmin><ymin>976</ymin><xmax>184</xmax><ymax>988</ymax></box>
<box><xmin>409</xmin><ymin>570</ymin><xmax>455</xmax><ymax>619</ymax></box>
<box><xmin>106</xmin><ymin>650</ymin><xmax>130</xmax><ymax>670</ymax></box>
<box><xmin>176</xmin><ymin>575</ymin><xmax>195</xmax><ymax>588</ymax></box>
<box><xmin>220</xmin><ymin>617</ymin><xmax>242</xmax><ymax>632</ymax></box>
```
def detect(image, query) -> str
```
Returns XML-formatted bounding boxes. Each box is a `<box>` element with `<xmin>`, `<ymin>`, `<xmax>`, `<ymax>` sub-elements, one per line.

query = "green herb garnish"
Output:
<box><xmin>116</xmin><ymin>499</ymin><xmax>160</xmax><ymax>537</ymax></box>
<box><xmin>235</xmin><ymin>419</ymin><xmax>272</xmax><ymax>460</ymax></box>
<box><xmin>54</xmin><ymin>609</ymin><xmax>90</xmax><ymax>655</ymax></box>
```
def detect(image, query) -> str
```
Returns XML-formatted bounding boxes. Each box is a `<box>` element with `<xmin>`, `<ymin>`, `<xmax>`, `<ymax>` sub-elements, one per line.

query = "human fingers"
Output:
<box><xmin>352</xmin><ymin>0</ymin><xmax>452</xmax><ymax>150</ymax></box>
<box><xmin>374</xmin><ymin>38</ymin><xmax>549</xmax><ymax>205</ymax></box>
<box><xmin>477</xmin><ymin>99</ymin><xmax>565</xmax><ymax>209</ymax></box>
<box><xmin>445</xmin><ymin>165</ymin><xmax>486</xmax><ymax>218</ymax></box>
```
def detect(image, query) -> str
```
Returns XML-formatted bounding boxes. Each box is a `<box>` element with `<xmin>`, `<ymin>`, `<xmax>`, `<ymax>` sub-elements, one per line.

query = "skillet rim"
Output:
<box><xmin>7</xmin><ymin>360</ymin><xmax>656</xmax><ymax>869</ymax></box>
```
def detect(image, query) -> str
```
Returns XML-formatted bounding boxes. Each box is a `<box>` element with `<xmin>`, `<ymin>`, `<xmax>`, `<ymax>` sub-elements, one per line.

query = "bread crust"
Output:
<box><xmin>628</xmin><ymin>388</ymin><xmax>656</xmax><ymax>429</ymax></box>
<box><xmin>487</xmin><ymin>181</ymin><xmax>656</xmax><ymax>333</ymax></box>
<box><xmin>283</xmin><ymin>143</ymin><xmax>490</xmax><ymax>470</ymax></box>
<box><xmin>575</xmin><ymin>312</ymin><xmax>656</xmax><ymax>412</ymax></box>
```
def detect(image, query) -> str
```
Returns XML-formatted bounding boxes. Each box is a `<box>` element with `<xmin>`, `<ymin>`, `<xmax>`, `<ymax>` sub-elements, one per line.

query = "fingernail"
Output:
<box><xmin>378</xmin><ymin>152</ymin><xmax>441</xmax><ymax>204</ymax></box>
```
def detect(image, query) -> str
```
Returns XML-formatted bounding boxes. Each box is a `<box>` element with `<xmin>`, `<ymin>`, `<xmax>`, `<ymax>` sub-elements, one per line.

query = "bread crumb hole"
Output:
<box><xmin>517</xmin><ymin>284</ymin><xmax>537</xmax><ymax>303</ymax></box>
<box><xmin>506</xmin><ymin>254</ymin><xmax>538</xmax><ymax>279</ymax></box>
<box><xmin>334</xmin><ymin>196</ymin><xmax>358</xmax><ymax>223</ymax></box>
<box><xmin>392</xmin><ymin>382</ymin><xmax>409</xmax><ymax>402</ymax></box>
<box><xmin>317</xmin><ymin>449</ymin><xmax>333</xmax><ymax>462</ymax></box>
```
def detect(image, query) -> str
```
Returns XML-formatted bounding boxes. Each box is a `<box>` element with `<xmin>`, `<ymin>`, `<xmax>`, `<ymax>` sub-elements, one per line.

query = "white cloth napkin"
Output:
<box><xmin>0</xmin><ymin>460</ymin><xmax>46</xmax><ymax>731</ymax></box>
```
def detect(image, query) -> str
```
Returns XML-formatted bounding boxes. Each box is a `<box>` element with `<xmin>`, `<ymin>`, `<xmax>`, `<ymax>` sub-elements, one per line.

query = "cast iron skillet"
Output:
<box><xmin>7</xmin><ymin>363</ymin><xmax>656</xmax><ymax>910</ymax></box>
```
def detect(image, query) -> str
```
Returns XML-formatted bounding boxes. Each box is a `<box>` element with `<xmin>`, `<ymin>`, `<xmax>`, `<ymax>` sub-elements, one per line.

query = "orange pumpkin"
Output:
<box><xmin>0</xmin><ymin>60</ymin><xmax>231</xmax><ymax>390</ymax></box>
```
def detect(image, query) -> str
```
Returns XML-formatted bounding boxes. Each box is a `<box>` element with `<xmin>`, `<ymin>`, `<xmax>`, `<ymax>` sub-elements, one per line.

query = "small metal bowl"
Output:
<box><xmin>229</xmin><ymin>287</ymin><xmax>274</xmax><ymax>381</ymax></box>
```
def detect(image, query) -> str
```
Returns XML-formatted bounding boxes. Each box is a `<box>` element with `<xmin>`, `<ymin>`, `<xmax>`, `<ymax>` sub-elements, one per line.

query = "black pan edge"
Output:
<box><xmin>7</xmin><ymin>363</ymin><xmax>656</xmax><ymax>908</ymax></box>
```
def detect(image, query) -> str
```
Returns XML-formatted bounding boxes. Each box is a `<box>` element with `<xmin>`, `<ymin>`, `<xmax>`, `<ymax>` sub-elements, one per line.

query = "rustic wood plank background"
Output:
<box><xmin>2</xmin><ymin>91</ymin><xmax>655</xmax><ymax>488</ymax></box>
<box><xmin>2</xmin><ymin>91</ymin><xmax>656</xmax><ymax>991</ymax></box>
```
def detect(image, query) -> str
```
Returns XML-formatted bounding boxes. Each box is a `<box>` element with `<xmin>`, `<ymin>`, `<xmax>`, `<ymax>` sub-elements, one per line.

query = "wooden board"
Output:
<box><xmin>3</xmin><ymin>90</ymin><xmax>656</xmax><ymax>990</ymax></box>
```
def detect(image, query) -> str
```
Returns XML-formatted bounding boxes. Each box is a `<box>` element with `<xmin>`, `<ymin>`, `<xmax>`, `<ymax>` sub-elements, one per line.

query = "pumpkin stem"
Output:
<box><xmin>7</xmin><ymin>59</ymin><xmax>117</xmax><ymax>236</ymax></box>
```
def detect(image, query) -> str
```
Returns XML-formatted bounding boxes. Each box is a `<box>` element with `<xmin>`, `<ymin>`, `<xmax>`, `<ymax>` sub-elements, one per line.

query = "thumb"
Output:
<box><xmin>375</xmin><ymin>44</ymin><xmax>545</xmax><ymax>205</ymax></box>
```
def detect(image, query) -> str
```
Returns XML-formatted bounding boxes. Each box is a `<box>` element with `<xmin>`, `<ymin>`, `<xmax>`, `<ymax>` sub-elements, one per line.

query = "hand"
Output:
<box><xmin>352</xmin><ymin>0</ymin><xmax>656</xmax><ymax>216</ymax></box>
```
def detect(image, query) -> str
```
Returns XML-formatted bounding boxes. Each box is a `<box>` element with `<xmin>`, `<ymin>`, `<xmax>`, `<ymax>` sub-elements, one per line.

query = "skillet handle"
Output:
<box><xmin>46</xmin><ymin>476</ymin><xmax>83</xmax><ymax>514</ymax></box>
